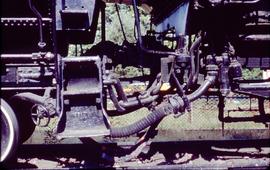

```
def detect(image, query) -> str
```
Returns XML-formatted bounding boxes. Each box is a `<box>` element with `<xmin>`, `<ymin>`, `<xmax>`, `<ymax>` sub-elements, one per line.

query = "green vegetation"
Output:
<box><xmin>104</xmin><ymin>4</ymin><xmax>150</xmax><ymax>44</ymax></box>
<box><xmin>68</xmin><ymin>3</ymin><xmax>150</xmax><ymax>56</ymax></box>
<box><xmin>242</xmin><ymin>68</ymin><xmax>263</xmax><ymax>80</ymax></box>
<box><xmin>114</xmin><ymin>65</ymin><xmax>150</xmax><ymax>78</ymax></box>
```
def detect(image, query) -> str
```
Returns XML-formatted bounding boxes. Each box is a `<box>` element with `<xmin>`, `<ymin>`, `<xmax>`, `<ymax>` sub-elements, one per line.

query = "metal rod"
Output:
<box><xmin>115</xmin><ymin>3</ymin><xmax>127</xmax><ymax>41</ymax></box>
<box><xmin>113</xmin><ymin>78</ymin><xmax>128</xmax><ymax>102</ymax></box>
<box><xmin>1</xmin><ymin>54</ymin><xmax>33</xmax><ymax>59</ymax></box>
<box><xmin>118</xmin><ymin>95</ymin><xmax>158</xmax><ymax>108</ymax></box>
<box><xmin>186</xmin><ymin>37</ymin><xmax>202</xmax><ymax>90</ymax></box>
<box><xmin>62</xmin><ymin>56</ymin><xmax>100</xmax><ymax>62</ymax></box>
<box><xmin>1</xmin><ymin>53</ymin><xmax>54</xmax><ymax>63</ymax></box>
<box><xmin>4</xmin><ymin>63</ymin><xmax>54</xmax><ymax>67</ymax></box>
<box><xmin>225</xmin><ymin>0</ymin><xmax>260</xmax><ymax>4</ymax></box>
<box><xmin>172</xmin><ymin>73</ymin><xmax>184</xmax><ymax>97</ymax></box>
<box><xmin>1</xmin><ymin>87</ymin><xmax>55</xmax><ymax>91</ymax></box>
<box><xmin>218</xmin><ymin>95</ymin><xmax>225</xmax><ymax>136</ymax></box>
<box><xmin>28</xmin><ymin>0</ymin><xmax>46</xmax><ymax>48</ymax></box>
<box><xmin>132</xmin><ymin>0</ymin><xmax>143</xmax><ymax>48</ymax></box>
<box><xmin>101</xmin><ymin>2</ymin><xmax>106</xmax><ymax>42</ymax></box>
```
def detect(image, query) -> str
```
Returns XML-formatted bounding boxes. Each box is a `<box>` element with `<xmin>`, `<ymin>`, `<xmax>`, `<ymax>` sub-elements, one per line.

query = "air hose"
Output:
<box><xmin>110</xmin><ymin>96</ymin><xmax>184</xmax><ymax>138</ymax></box>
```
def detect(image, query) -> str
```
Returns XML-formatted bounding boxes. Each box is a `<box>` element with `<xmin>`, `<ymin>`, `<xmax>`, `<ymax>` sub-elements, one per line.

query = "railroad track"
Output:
<box><xmin>4</xmin><ymin>139</ymin><xmax>270</xmax><ymax>169</ymax></box>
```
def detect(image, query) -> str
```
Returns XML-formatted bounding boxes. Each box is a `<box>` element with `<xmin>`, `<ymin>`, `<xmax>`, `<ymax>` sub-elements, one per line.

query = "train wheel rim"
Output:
<box><xmin>0</xmin><ymin>99</ymin><xmax>18</xmax><ymax>162</ymax></box>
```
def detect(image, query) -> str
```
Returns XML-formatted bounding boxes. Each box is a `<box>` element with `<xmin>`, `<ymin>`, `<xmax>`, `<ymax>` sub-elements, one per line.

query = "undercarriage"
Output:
<box><xmin>1</xmin><ymin>0</ymin><xmax>269</xmax><ymax>163</ymax></box>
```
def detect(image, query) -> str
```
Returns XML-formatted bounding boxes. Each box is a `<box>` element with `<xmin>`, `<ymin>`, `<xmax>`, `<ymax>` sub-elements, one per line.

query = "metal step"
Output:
<box><xmin>63</xmin><ymin>78</ymin><xmax>101</xmax><ymax>96</ymax></box>
<box><xmin>56</xmin><ymin>55</ymin><xmax>108</xmax><ymax>138</ymax></box>
<box><xmin>57</xmin><ymin>106</ymin><xmax>110</xmax><ymax>138</ymax></box>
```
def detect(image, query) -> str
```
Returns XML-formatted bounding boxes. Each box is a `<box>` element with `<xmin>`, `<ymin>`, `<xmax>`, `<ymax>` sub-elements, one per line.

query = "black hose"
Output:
<box><xmin>110</xmin><ymin>102</ymin><xmax>174</xmax><ymax>138</ymax></box>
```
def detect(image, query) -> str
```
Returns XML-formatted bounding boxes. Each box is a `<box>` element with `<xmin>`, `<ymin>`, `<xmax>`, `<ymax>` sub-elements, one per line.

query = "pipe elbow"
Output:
<box><xmin>12</xmin><ymin>92</ymin><xmax>45</xmax><ymax>105</ymax></box>
<box><xmin>187</xmin><ymin>74</ymin><xmax>217</xmax><ymax>102</ymax></box>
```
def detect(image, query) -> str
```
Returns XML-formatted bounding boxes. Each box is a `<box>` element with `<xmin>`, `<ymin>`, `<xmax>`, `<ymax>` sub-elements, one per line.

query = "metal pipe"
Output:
<box><xmin>104</xmin><ymin>77</ymin><xmax>128</xmax><ymax>102</ymax></box>
<box><xmin>186</xmin><ymin>37</ymin><xmax>202</xmax><ymax>89</ymax></box>
<box><xmin>192</xmin><ymin>37</ymin><xmax>202</xmax><ymax>84</ymax></box>
<box><xmin>107</xmin><ymin>88</ymin><xmax>158</xmax><ymax>113</ymax></box>
<box><xmin>151</xmin><ymin>82</ymin><xmax>162</xmax><ymax>95</ymax></box>
<box><xmin>106</xmin><ymin>84</ymin><xmax>154</xmax><ymax>111</ymax></box>
<box><xmin>118</xmin><ymin>95</ymin><xmax>158</xmax><ymax>108</ymax></box>
<box><xmin>112</xmin><ymin>78</ymin><xmax>128</xmax><ymax>102</ymax></box>
<box><xmin>1</xmin><ymin>54</ymin><xmax>34</xmax><ymax>63</ymax></box>
<box><xmin>56</xmin><ymin>55</ymin><xmax>63</xmax><ymax>116</ymax></box>
<box><xmin>187</xmin><ymin>74</ymin><xmax>217</xmax><ymax>102</ymax></box>
<box><xmin>132</xmin><ymin>0</ymin><xmax>143</xmax><ymax>49</ymax></box>
<box><xmin>106</xmin><ymin>73</ymin><xmax>161</xmax><ymax>113</ymax></box>
<box><xmin>1</xmin><ymin>53</ymin><xmax>54</xmax><ymax>63</ymax></box>
<box><xmin>1</xmin><ymin>87</ymin><xmax>55</xmax><ymax>91</ymax></box>
<box><xmin>115</xmin><ymin>3</ymin><xmax>127</xmax><ymax>41</ymax></box>
<box><xmin>225</xmin><ymin>0</ymin><xmax>260</xmax><ymax>4</ymax></box>
<box><xmin>11</xmin><ymin>93</ymin><xmax>45</xmax><ymax>105</ymax></box>
<box><xmin>148</xmin><ymin>73</ymin><xmax>162</xmax><ymax>95</ymax></box>
<box><xmin>4</xmin><ymin>63</ymin><xmax>54</xmax><ymax>67</ymax></box>
<box><xmin>108</xmin><ymin>85</ymin><xmax>126</xmax><ymax>112</ymax></box>
<box><xmin>171</xmin><ymin>73</ymin><xmax>184</xmax><ymax>97</ymax></box>
<box><xmin>142</xmin><ymin>48</ymin><xmax>181</xmax><ymax>56</ymax></box>
<box><xmin>1</xmin><ymin>54</ymin><xmax>33</xmax><ymax>59</ymax></box>
<box><xmin>101</xmin><ymin>2</ymin><xmax>106</xmax><ymax>42</ymax></box>
<box><xmin>28</xmin><ymin>0</ymin><xmax>46</xmax><ymax>48</ymax></box>
<box><xmin>146</xmin><ymin>78</ymin><xmax>158</xmax><ymax>93</ymax></box>
<box><xmin>62</xmin><ymin>56</ymin><xmax>100</xmax><ymax>62</ymax></box>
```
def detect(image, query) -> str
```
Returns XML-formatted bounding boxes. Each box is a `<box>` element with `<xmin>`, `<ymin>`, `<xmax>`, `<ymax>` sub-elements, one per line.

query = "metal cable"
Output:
<box><xmin>115</xmin><ymin>3</ymin><xmax>127</xmax><ymax>41</ymax></box>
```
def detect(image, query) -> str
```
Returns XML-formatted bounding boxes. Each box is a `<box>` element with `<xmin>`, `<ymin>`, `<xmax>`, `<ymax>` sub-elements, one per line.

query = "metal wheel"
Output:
<box><xmin>0</xmin><ymin>98</ymin><xmax>19</xmax><ymax>162</ymax></box>
<box><xmin>9</xmin><ymin>99</ymin><xmax>36</xmax><ymax>143</ymax></box>
<box><xmin>31</xmin><ymin>104</ymin><xmax>50</xmax><ymax>127</ymax></box>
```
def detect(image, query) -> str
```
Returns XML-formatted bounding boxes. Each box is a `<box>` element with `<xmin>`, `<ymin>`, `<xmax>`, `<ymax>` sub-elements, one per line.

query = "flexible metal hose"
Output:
<box><xmin>111</xmin><ymin>96</ymin><xmax>184</xmax><ymax>137</ymax></box>
<box><xmin>111</xmin><ymin>103</ymin><xmax>172</xmax><ymax>137</ymax></box>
